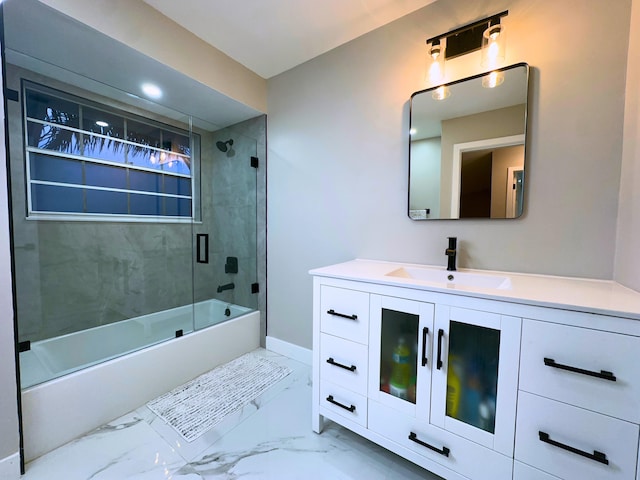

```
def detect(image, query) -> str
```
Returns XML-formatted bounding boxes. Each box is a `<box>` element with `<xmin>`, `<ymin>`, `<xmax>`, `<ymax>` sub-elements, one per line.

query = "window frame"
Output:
<box><xmin>22</xmin><ymin>80</ymin><xmax>200</xmax><ymax>223</ymax></box>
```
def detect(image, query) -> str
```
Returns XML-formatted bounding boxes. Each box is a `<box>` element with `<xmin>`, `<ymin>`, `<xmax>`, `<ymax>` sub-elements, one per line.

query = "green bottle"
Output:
<box><xmin>389</xmin><ymin>337</ymin><xmax>411</xmax><ymax>400</ymax></box>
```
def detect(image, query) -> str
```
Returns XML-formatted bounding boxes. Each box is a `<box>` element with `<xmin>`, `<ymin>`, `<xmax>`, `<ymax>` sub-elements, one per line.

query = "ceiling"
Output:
<box><xmin>2</xmin><ymin>0</ymin><xmax>438</xmax><ymax>131</ymax></box>
<box><xmin>141</xmin><ymin>0</ymin><xmax>438</xmax><ymax>79</ymax></box>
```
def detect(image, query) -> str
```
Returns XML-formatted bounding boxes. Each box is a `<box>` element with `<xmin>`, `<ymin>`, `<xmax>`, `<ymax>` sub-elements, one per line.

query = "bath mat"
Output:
<box><xmin>146</xmin><ymin>351</ymin><xmax>291</xmax><ymax>442</ymax></box>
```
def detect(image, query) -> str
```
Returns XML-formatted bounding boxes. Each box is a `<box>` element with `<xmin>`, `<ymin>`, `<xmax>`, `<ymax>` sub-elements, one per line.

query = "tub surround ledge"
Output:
<box><xmin>0</xmin><ymin>452</ymin><xmax>21</xmax><ymax>480</ymax></box>
<box><xmin>21</xmin><ymin>311</ymin><xmax>260</xmax><ymax>462</ymax></box>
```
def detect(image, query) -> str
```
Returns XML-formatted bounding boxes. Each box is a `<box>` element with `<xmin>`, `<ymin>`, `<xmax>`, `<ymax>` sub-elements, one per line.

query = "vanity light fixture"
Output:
<box><xmin>481</xmin><ymin>16</ymin><xmax>507</xmax><ymax>69</ymax></box>
<box><xmin>426</xmin><ymin>10</ymin><xmax>508</xmax><ymax>71</ymax></box>
<box><xmin>427</xmin><ymin>38</ymin><xmax>445</xmax><ymax>84</ymax></box>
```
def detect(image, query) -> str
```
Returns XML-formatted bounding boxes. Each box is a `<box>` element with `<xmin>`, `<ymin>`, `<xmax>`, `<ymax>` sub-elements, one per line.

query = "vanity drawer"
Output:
<box><xmin>320</xmin><ymin>286</ymin><xmax>369</xmax><ymax>344</ymax></box>
<box><xmin>519</xmin><ymin>319</ymin><xmax>640</xmax><ymax>422</ymax></box>
<box><xmin>369</xmin><ymin>401</ymin><xmax>512</xmax><ymax>480</ymax></box>
<box><xmin>320</xmin><ymin>333</ymin><xmax>368</xmax><ymax>395</ymax></box>
<box><xmin>513</xmin><ymin>461</ymin><xmax>561</xmax><ymax>480</ymax></box>
<box><xmin>515</xmin><ymin>392</ymin><xmax>639</xmax><ymax>480</ymax></box>
<box><xmin>319</xmin><ymin>380</ymin><xmax>368</xmax><ymax>427</ymax></box>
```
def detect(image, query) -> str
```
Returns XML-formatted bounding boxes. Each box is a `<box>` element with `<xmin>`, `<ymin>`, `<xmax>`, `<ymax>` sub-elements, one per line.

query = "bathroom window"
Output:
<box><xmin>23</xmin><ymin>82</ymin><xmax>199</xmax><ymax>221</ymax></box>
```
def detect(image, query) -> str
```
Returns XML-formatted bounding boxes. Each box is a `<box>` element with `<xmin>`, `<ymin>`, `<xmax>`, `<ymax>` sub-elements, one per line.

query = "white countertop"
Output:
<box><xmin>310</xmin><ymin>259</ymin><xmax>640</xmax><ymax>320</ymax></box>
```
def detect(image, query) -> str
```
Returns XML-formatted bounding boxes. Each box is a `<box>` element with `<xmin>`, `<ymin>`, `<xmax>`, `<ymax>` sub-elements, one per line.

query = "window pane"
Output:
<box><xmin>85</xmin><ymin>163</ymin><xmax>127</xmax><ymax>190</ymax></box>
<box><xmin>29</xmin><ymin>153</ymin><xmax>83</xmax><ymax>184</ymax></box>
<box><xmin>129</xmin><ymin>170</ymin><xmax>162</xmax><ymax>193</ymax></box>
<box><xmin>127</xmin><ymin>120</ymin><xmax>161</xmax><ymax>169</ymax></box>
<box><xmin>164</xmin><ymin>176</ymin><xmax>192</xmax><ymax>196</ymax></box>
<box><xmin>82</xmin><ymin>108</ymin><xmax>126</xmax><ymax>162</ymax></box>
<box><xmin>27</xmin><ymin>120</ymin><xmax>81</xmax><ymax>154</ymax></box>
<box><xmin>161</xmin><ymin>158</ymin><xmax>191</xmax><ymax>175</ymax></box>
<box><xmin>26</xmin><ymin>89</ymin><xmax>79</xmax><ymax>127</ymax></box>
<box><xmin>130</xmin><ymin>193</ymin><xmax>162</xmax><ymax>216</ymax></box>
<box><xmin>165</xmin><ymin>197</ymin><xmax>192</xmax><ymax>217</ymax></box>
<box><xmin>31</xmin><ymin>184</ymin><xmax>83</xmax><ymax>213</ymax></box>
<box><xmin>85</xmin><ymin>189</ymin><xmax>128</xmax><ymax>214</ymax></box>
<box><xmin>161</xmin><ymin>131</ymin><xmax>191</xmax><ymax>175</ymax></box>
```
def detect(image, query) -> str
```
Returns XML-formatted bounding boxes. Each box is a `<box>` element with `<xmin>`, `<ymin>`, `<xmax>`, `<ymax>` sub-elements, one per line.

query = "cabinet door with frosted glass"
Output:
<box><xmin>368</xmin><ymin>295</ymin><xmax>434</xmax><ymax>418</ymax></box>
<box><xmin>431</xmin><ymin>305</ymin><xmax>521</xmax><ymax>457</ymax></box>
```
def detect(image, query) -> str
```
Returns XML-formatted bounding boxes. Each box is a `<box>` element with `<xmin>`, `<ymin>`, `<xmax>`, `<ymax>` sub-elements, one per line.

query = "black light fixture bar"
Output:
<box><xmin>426</xmin><ymin>10</ymin><xmax>508</xmax><ymax>60</ymax></box>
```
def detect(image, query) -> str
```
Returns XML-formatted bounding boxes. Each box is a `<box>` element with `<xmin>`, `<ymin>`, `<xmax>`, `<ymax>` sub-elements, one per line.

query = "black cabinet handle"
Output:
<box><xmin>538</xmin><ymin>431</ymin><xmax>609</xmax><ymax>465</ymax></box>
<box><xmin>326</xmin><ymin>395</ymin><xmax>356</xmax><ymax>413</ymax></box>
<box><xmin>326</xmin><ymin>309</ymin><xmax>358</xmax><ymax>320</ymax></box>
<box><xmin>326</xmin><ymin>357</ymin><xmax>356</xmax><ymax>372</ymax></box>
<box><xmin>408</xmin><ymin>432</ymin><xmax>450</xmax><ymax>457</ymax></box>
<box><xmin>421</xmin><ymin>327</ymin><xmax>429</xmax><ymax>367</ymax></box>
<box><xmin>543</xmin><ymin>358</ymin><xmax>616</xmax><ymax>382</ymax></box>
<box><xmin>436</xmin><ymin>329</ymin><xmax>444</xmax><ymax>370</ymax></box>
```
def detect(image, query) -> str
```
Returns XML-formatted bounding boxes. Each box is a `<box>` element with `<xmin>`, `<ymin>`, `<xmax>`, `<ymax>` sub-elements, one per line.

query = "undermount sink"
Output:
<box><xmin>386</xmin><ymin>266</ymin><xmax>512</xmax><ymax>290</ymax></box>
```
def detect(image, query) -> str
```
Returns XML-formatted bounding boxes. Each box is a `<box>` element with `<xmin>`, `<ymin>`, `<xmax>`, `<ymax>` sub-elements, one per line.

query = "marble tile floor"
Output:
<box><xmin>21</xmin><ymin>349</ymin><xmax>442</xmax><ymax>479</ymax></box>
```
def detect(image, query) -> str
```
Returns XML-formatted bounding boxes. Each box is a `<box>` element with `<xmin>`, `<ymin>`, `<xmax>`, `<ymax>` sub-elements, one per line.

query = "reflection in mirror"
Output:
<box><xmin>409</xmin><ymin>63</ymin><xmax>529</xmax><ymax>220</ymax></box>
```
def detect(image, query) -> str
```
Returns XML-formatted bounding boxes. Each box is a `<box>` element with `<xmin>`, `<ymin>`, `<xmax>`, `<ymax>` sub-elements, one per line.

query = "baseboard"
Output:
<box><xmin>266</xmin><ymin>336</ymin><xmax>312</xmax><ymax>366</ymax></box>
<box><xmin>0</xmin><ymin>452</ymin><xmax>20</xmax><ymax>479</ymax></box>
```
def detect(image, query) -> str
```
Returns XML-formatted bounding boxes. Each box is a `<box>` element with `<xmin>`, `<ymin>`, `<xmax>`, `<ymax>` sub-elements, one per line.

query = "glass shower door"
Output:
<box><xmin>193</xmin><ymin>128</ymin><xmax>259</xmax><ymax>330</ymax></box>
<box><xmin>7</xmin><ymin>68</ymin><xmax>198</xmax><ymax>388</ymax></box>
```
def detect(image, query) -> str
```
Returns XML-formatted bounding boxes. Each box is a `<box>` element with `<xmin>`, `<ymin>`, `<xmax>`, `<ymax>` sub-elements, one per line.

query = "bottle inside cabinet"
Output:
<box><xmin>447</xmin><ymin>321</ymin><xmax>500</xmax><ymax>434</ymax></box>
<box><xmin>379</xmin><ymin>308</ymin><xmax>418</xmax><ymax>404</ymax></box>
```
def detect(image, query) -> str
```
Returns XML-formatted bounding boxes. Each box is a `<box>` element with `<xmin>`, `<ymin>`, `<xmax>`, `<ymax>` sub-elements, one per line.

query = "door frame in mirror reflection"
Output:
<box><xmin>408</xmin><ymin>63</ymin><xmax>529</xmax><ymax>221</ymax></box>
<box><xmin>451</xmin><ymin>134</ymin><xmax>525</xmax><ymax>219</ymax></box>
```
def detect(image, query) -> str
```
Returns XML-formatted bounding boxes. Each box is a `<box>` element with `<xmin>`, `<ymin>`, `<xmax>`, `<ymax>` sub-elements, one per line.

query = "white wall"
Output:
<box><xmin>615</xmin><ymin>0</ymin><xmax>640</xmax><ymax>290</ymax></box>
<box><xmin>267</xmin><ymin>0</ymin><xmax>632</xmax><ymax>349</ymax></box>
<box><xmin>0</xmin><ymin>42</ymin><xmax>20</xmax><ymax>471</ymax></box>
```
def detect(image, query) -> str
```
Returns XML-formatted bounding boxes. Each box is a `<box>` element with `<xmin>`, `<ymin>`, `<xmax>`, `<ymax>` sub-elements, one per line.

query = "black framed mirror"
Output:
<box><xmin>409</xmin><ymin>63</ymin><xmax>529</xmax><ymax>220</ymax></box>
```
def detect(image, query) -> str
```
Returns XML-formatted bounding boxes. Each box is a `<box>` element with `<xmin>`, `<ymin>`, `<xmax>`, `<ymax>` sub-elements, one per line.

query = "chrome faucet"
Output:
<box><xmin>217</xmin><ymin>282</ymin><xmax>235</xmax><ymax>293</ymax></box>
<box><xmin>445</xmin><ymin>237</ymin><xmax>457</xmax><ymax>271</ymax></box>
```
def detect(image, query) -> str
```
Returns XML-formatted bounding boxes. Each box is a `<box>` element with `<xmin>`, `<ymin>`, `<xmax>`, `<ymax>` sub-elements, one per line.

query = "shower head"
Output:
<box><xmin>216</xmin><ymin>139</ymin><xmax>234</xmax><ymax>152</ymax></box>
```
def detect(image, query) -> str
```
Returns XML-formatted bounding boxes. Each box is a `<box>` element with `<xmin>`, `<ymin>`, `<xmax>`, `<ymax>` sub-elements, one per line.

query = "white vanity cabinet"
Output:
<box><xmin>312</xmin><ymin>274</ymin><xmax>522</xmax><ymax>480</ymax></box>
<box><xmin>367</xmin><ymin>296</ymin><xmax>519</xmax><ymax>480</ymax></box>
<box><xmin>515</xmin><ymin>319</ymin><xmax>640</xmax><ymax>479</ymax></box>
<box><xmin>311</xmin><ymin>260</ymin><xmax>640</xmax><ymax>480</ymax></box>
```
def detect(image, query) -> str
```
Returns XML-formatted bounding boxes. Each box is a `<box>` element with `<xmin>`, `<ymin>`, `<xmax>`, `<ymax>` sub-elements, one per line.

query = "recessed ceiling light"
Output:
<box><xmin>95</xmin><ymin>120</ymin><xmax>109</xmax><ymax>128</ymax></box>
<box><xmin>141</xmin><ymin>83</ymin><xmax>162</xmax><ymax>99</ymax></box>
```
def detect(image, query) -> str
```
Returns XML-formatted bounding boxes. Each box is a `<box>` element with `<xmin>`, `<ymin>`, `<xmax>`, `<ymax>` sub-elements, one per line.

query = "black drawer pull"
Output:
<box><xmin>421</xmin><ymin>327</ymin><xmax>429</xmax><ymax>367</ymax></box>
<box><xmin>327</xmin><ymin>309</ymin><xmax>358</xmax><ymax>320</ymax></box>
<box><xmin>543</xmin><ymin>358</ymin><xmax>616</xmax><ymax>382</ymax></box>
<box><xmin>409</xmin><ymin>432</ymin><xmax>450</xmax><ymax>457</ymax></box>
<box><xmin>326</xmin><ymin>357</ymin><xmax>357</xmax><ymax>372</ymax></box>
<box><xmin>539</xmin><ymin>431</ymin><xmax>609</xmax><ymax>465</ymax></box>
<box><xmin>326</xmin><ymin>395</ymin><xmax>356</xmax><ymax>413</ymax></box>
<box><xmin>436</xmin><ymin>329</ymin><xmax>444</xmax><ymax>370</ymax></box>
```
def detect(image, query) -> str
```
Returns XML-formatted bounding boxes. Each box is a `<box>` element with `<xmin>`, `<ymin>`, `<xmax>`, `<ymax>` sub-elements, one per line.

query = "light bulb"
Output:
<box><xmin>481</xmin><ymin>23</ymin><xmax>506</xmax><ymax>69</ymax></box>
<box><xmin>427</xmin><ymin>40</ymin><xmax>445</xmax><ymax>85</ymax></box>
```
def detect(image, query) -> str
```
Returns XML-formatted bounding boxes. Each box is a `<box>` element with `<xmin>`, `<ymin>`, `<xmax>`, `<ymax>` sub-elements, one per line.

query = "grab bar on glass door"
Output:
<box><xmin>196</xmin><ymin>234</ymin><xmax>209</xmax><ymax>264</ymax></box>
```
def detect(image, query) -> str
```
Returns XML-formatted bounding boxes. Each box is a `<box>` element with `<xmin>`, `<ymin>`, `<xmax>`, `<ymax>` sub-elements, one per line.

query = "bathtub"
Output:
<box><xmin>20</xmin><ymin>299</ymin><xmax>260</xmax><ymax>461</ymax></box>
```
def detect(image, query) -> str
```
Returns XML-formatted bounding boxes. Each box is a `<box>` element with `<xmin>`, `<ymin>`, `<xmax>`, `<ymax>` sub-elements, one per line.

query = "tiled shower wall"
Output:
<box><xmin>7</xmin><ymin>65</ymin><xmax>266</xmax><ymax>344</ymax></box>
